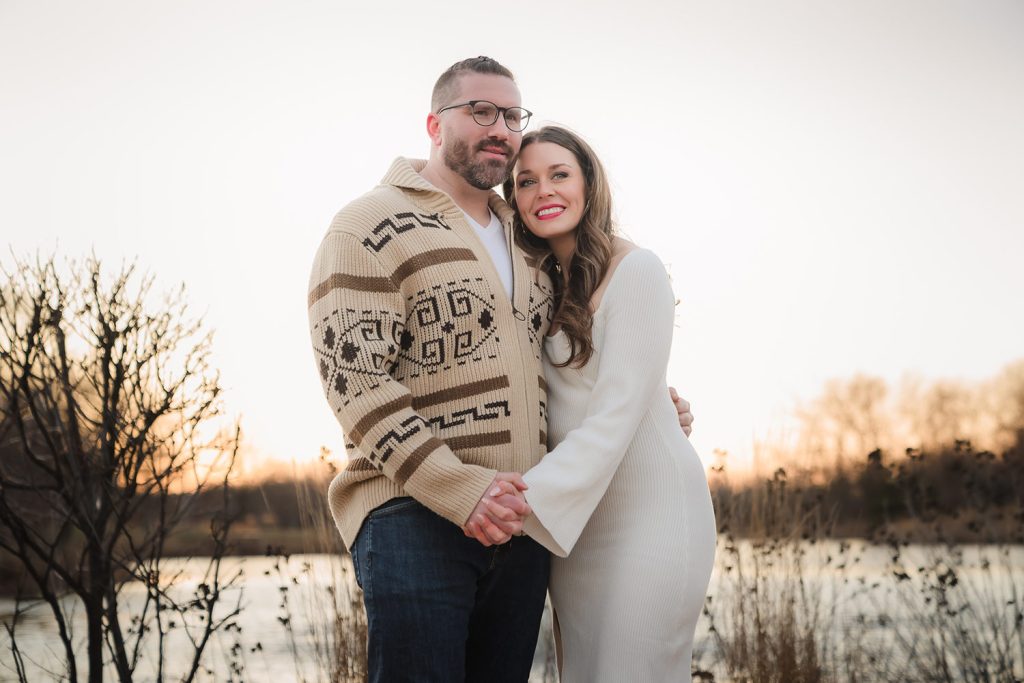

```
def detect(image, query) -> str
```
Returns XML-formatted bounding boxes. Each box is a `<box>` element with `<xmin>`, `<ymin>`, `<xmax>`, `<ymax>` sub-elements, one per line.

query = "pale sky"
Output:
<box><xmin>2</xmin><ymin>0</ymin><xmax>1022</xmax><ymax>472</ymax></box>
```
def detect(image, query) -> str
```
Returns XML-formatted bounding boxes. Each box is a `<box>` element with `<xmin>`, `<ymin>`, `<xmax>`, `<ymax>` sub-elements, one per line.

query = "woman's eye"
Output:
<box><xmin>518</xmin><ymin>178</ymin><xmax>535</xmax><ymax>188</ymax></box>
<box><xmin>553</xmin><ymin>172</ymin><xmax>568</xmax><ymax>180</ymax></box>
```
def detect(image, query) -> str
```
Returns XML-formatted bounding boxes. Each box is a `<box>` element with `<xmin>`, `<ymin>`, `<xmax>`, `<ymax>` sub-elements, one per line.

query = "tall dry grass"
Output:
<box><xmin>696</xmin><ymin>451</ymin><xmax>1024</xmax><ymax>683</ymax></box>
<box><xmin>265</xmin><ymin>451</ymin><xmax>367</xmax><ymax>683</ymax></box>
<box><xmin>271</xmin><ymin>439</ymin><xmax>1023</xmax><ymax>682</ymax></box>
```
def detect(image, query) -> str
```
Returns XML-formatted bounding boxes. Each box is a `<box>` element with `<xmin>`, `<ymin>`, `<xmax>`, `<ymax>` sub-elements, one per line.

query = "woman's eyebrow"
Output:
<box><xmin>516</xmin><ymin>163</ymin><xmax>571</xmax><ymax>177</ymax></box>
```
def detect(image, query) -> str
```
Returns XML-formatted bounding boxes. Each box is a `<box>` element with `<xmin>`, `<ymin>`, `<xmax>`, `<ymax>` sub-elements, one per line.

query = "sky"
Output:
<box><xmin>2</xmin><ymin>0</ymin><xmax>1022</xmax><ymax>473</ymax></box>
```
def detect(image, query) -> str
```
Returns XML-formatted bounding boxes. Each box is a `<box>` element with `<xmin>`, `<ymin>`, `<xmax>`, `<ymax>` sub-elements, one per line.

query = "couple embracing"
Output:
<box><xmin>307</xmin><ymin>56</ymin><xmax>716</xmax><ymax>682</ymax></box>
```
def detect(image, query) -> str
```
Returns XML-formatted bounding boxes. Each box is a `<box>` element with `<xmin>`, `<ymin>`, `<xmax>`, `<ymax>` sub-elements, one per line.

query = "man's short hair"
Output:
<box><xmin>431</xmin><ymin>56</ymin><xmax>515</xmax><ymax>112</ymax></box>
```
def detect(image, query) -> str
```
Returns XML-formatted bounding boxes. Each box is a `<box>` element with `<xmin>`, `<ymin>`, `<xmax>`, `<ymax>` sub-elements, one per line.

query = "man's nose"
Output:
<box><xmin>484</xmin><ymin>117</ymin><xmax>509</xmax><ymax>139</ymax></box>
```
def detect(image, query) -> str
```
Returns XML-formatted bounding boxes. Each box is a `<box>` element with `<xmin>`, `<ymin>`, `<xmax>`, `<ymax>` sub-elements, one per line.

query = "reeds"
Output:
<box><xmin>263</xmin><ymin>452</ymin><xmax>367</xmax><ymax>683</ymax></box>
<box><xmin>696</xmin><ymin>448</ymin><xmax>1024</xmax><ymax>683</ymax></box>
<box><xmin>268</xmin><ymin>442</ymin><xmax>1023</xmax><ymax>683</ymax></box>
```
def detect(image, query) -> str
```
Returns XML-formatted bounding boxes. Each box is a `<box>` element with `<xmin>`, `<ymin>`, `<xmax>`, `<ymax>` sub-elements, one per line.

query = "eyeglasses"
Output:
<box><xmin>436</xmin><ymin>100</ymin><xmax>533</xmax><ymax>132</ymax></box>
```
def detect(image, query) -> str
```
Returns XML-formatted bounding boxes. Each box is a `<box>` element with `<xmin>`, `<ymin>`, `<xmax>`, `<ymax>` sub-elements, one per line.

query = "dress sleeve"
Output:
<box><xmin>521</xmin><ymin>249</ymin><xmax>676</xmax><ymax>556</ymax></box>
<box><xmin>308</xmin><ymin>230</ymin><xmax>497</xmax><ymax>527</ymax></box>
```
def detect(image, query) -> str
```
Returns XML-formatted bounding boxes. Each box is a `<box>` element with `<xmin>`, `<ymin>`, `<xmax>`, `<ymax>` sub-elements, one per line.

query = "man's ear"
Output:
<box><xmin>426</xmin><ymin>113</ymin><xmax>442</xmax><ymax>147</ymax></box>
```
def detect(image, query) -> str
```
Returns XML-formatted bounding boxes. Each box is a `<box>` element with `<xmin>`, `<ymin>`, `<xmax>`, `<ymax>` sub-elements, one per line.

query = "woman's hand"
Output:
<box><xmin>669</xmin><ymin>386</ymin><xmax>693</xmax><ymax>436</ymax></box>
<box><xmin>463</xmin><ymin>474</ymin><xmax>530</xmax><ymax>546</ymax></box>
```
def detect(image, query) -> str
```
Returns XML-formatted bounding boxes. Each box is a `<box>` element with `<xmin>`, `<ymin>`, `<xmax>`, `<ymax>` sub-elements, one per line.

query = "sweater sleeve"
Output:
<box><xmin>308</xmin><ymin>230</ymin><xmax>497</xmax><ymax>526</ymax></box>
<box><xmin>521</xmin><ymin>249</ymin><xmax>676</xmax><ymax>556</ymax></box>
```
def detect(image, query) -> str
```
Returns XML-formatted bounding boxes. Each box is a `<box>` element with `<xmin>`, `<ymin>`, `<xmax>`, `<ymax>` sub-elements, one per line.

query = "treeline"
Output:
<box><xmin>712</xmin><ymin>433</ymin><xmax>1024</xmax><ymax>542</ymax></box>
<box><xmin>711</xmin><ymin>356</ymin><xmax>1024</xmax><ymax>545</ymax></box>
<box><xmin>198</xmin><ymin>474</ymin><xmax>339</xmax><ymax>555</ymax></box>
<box><xmin>162</xmin><ymin>425</ymin><xmax>1024</xmax><ymax>555</ymax></box>
<box><xmin>102</xmin><ymin>474</ymin><xmax>342</xmax><ymax>559</ymax></box>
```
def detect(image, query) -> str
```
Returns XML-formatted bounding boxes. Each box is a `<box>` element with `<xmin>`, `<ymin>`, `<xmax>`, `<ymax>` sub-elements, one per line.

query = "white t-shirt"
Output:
<box><xmin>463</xmin><ymin>209</ymin><xmax>513</xmax><ymax>299</ymax></box>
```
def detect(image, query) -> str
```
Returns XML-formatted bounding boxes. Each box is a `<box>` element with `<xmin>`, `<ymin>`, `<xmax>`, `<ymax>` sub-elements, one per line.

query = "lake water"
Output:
<box><xmin>2</xmin><ymin>542</ymin><xmax>1022</xmax><ymax>682</ymax></box>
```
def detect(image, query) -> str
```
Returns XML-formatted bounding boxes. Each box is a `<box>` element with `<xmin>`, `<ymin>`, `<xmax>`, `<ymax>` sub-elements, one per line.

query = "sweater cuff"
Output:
<box><xmin>521</xmin><ymin>512</ymin><xmax>569</xmax><ymax>557</ymax></box>
<box><xmin>402</xmin><ymin>452</ymin><xmax>498</xmax><ymax>527</ymax></box>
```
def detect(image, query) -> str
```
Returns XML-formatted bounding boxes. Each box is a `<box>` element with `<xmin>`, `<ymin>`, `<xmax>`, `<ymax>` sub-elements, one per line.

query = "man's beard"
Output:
<box><xmin>443</xmin><ymin>137</ymin><xmax>515</xmax><ymax>190</ymax></box>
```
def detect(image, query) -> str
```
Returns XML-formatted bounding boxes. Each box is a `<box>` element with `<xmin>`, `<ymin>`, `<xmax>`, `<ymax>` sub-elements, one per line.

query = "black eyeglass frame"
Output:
<box><xmin>435</xmin><ymin>100</ymin><xmax>533</xmax><ymax>132</ymax></box>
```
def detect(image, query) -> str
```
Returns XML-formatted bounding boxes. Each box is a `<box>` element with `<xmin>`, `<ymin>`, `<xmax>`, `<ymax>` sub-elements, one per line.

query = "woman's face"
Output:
<box><xmin>513</xmin><ymin>141</ymin><xmax>587</xmax><ymax>242</ymax></box>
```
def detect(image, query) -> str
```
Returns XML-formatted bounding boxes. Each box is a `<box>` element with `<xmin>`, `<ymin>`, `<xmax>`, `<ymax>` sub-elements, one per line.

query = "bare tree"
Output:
<box><xmin>794</xmin><ymin>374</ymin><xmax>890</xmax><ymax>470</ymax></box>
<box><xmin>986</xmin><ymin>359</ymin><xmax>1024</xmax><ymax>451</ymax></box>
<box><xmin>897</xmin><ymin>376</ymin><xmax>978</xmax><ymax>452</ymax></box>
<box><xmin>0</xmin><ymin>253</ymin><xmax>242</xmax><ymax>683</ymax></box>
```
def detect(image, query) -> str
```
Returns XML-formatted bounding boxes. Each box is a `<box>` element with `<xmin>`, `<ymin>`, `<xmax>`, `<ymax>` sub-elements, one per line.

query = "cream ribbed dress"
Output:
<box><xmin>522</xmin><ymin>248</ymin><xmax>717</xmax><ymax>682</ymax></box>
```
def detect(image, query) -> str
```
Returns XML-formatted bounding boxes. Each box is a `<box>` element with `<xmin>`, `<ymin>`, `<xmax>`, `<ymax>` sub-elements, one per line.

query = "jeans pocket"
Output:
<box><xmin>349</xmin><ymin>541</ymin><xmax>363</xmax><ymax>590</ymax></box>
<box><xmin>366</xmin><ymin>496</ymin><xmax>419</xmax><ymax>519</ymax></box>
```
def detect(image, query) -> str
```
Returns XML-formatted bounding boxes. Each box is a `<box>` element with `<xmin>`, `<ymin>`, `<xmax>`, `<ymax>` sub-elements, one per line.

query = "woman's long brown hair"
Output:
<box><xmin>503</xmin><ymin>126</ymin><xmax>615</xmax><ymax>368</ymax></box>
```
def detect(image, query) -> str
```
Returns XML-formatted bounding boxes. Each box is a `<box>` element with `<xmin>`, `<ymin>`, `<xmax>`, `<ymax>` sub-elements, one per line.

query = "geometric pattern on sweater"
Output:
<box><xmin>395</xmin><ymin>277</ymin><xmax>499</xmax><ymax>381</ymax></box>
<box><xmin>375</xmin><ymin>413</ymin><xmax>432</xmax><ymax>465</ymax></box>
<box><xmin>327</xmin><ymin>405</ymin><xmax>428</xmax><ymax>470</ymax></box>
<box><xmin>311</xmin><ymin>307</ymin><xmax>404</xmax><ymax>409</ymax></box>
<box><xmin>526</xmin><ymin>278</ymin><xmax>555</xmax><ymax>361</ymax></box>
<box><xmin>342</xmin><ymin>397</ymin><xmax>512</xmax><ymax>450</ymax></box>
<box><xmin>425</xmin><ymin>400</ymin><xmax>511</xmax><ymax>430</ymax></box>
<box><xmin>309</xmin><ymin>157</ymin><xmax>559</xmax><ymax>546</ymax></box>
<box><xmin>362</xmin><ymin>211</ymin><xmax>453</xmax><ymax>253</ymax></box>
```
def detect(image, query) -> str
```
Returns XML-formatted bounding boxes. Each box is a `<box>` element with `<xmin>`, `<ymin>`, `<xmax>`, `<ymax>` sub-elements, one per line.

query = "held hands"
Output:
<box><xmin>461</xmin><ymin>392</ymin><xmax>689</xmax><ymax>547</ymax></box>
<box><xmin>669</xmin><ymin>386</ymin><xmax>693</xmax><ymax>437</ymax></box>
<box><xmin>463</xmin><ymin>472</ymin><xmax>530</xmax><ymax>547</ymax></box>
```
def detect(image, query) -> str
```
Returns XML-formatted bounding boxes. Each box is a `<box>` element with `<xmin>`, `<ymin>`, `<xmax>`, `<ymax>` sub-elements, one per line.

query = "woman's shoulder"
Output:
<box><xmin>592</xmin><ymin>241</ymin><xmax>667</xmax><ymax>310</ymax></box>
<box><xmin>608</xmin><ymin>241</ymin><xmax>666</xmax><ymax>282</ymax></box>
<box><xmin>610</xmin><ymin>236</ymin><xmax>639</xmax><ymax>258</ymax></box>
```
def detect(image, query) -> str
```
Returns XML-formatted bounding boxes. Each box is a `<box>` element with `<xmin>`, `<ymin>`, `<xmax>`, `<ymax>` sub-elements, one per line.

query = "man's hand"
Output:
<box><xmin>669</xmin><ymin>386</ymin><xmax>693</xmax><ymax>437</ymax></box>
<box><xmin>463</xmin><ymin>473</ymin><xmax>530</xmax><ymax>547</ymax></box>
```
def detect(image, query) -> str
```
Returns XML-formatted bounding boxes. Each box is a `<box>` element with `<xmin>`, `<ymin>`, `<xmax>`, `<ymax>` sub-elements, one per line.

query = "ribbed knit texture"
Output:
<box><xmin>309</xmin><ymin>158</ymin><xmax>554</xmax><ymax>547</ymax></box>
<box><xmin>520</xmin><ymin>249</ymin><xmax>718</xmax><ymax>681</ymax></box>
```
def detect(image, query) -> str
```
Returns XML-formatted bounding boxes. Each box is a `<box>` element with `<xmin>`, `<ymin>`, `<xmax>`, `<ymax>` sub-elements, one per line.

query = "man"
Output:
<box><xmin>307</xmin><ymin>56</ymin><xmax>693</xmax><ymax>682</ymax></box>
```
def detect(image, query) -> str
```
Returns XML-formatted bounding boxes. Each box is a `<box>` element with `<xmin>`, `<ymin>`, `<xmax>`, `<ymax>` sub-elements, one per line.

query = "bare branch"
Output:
<box><xmin>0</xmin><ymin>251</ymin><xmax>241</xmax><ymax>681</ymax></box>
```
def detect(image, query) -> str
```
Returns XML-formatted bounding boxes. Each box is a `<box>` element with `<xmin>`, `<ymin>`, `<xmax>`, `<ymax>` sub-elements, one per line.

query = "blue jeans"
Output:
<box><xmin>350</xmin><ymin>497</ymin><xmax>550</xmax><ymax>683</ymax></box>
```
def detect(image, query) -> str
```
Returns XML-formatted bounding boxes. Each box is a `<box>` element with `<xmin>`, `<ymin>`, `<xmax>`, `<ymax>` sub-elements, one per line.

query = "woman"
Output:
<box><xmin>489</xmin><ymin>126</ymin><xmax>716</xmax><ymax>680</ymax></box>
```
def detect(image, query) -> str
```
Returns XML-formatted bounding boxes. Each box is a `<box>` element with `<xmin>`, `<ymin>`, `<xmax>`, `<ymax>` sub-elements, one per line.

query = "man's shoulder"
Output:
<box><xmin>326</xmin><ymin>185</ymin><xmax>456</xmax><ymax>239</ymax></box>
<box><xmin>326</xmin><ymin>185</ymin><xmax>413</xmax><ymax>237</ymax></box>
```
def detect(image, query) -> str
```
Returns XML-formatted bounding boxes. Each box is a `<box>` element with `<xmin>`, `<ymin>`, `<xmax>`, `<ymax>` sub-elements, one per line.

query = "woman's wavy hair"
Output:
<box><xmin>503</xmin><ymin>126</ymin><xmax>615</xmax><ymax>368</ymax></box>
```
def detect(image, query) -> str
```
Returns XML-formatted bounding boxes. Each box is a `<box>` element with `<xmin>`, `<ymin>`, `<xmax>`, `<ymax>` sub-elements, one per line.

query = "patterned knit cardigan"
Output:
<box><xmin>308</xmin><ymin>158</ymin><xmax>554</xmax><ymax>547</ymax></box>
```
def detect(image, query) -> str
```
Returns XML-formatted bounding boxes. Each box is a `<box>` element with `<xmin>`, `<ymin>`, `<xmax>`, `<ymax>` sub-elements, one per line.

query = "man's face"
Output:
<box><xmin>437</xmin><ymin>73</ymin><xmax>523</xmax><ymax>190</ymax></box>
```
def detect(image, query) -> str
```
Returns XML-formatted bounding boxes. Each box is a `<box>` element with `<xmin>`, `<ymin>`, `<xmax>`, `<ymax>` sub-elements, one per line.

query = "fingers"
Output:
<box><xmin>465</xmin><ymin>514</ymin><xmax>517</xmax><ymax>547</ymax></box>
<box><xmin>463</xmin><ymin>474</ymin><xmax>532</xmax><ymax>547</ymax></box>
<box><xmin>493</xmin><ymin>471</ymin><xmax>528</xmax><ymax>491</ymax></box>
<box><xmin>485</xmin><ymin>476</ymin><xmax>531</xmax><ymax>517</ymax></box>
<box><xmin>481</xmin><ymin>501</ymin><xmax>524</xmax><ymax>536</ymax></box>
<box><xmin>669</xmin><ymin>389</ymin><xmax>694</xmax><ymax>434</ymax></box>
<box><xmin>464</xmin><ymin>519</ymin><xmax>493</xmax><ymax>546</ymax></box>
<box><xmin>491</xmin><ymin>492</ymin><xmax>531</xmax><ymax>517</ymax></box>
<box><xmin>488</xmin><ymin>480</ymin><xmax>519</xmax><ymax>498</ymax></box>
<box><xmin>475</xmin><ymin>512</ymin><xmax>512</xmax><ymax>544</ymax></box>
<box><xmin>481</xmin><ymin>496</ymin><xmax>520</xmax><ymax>522</ymax></box>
